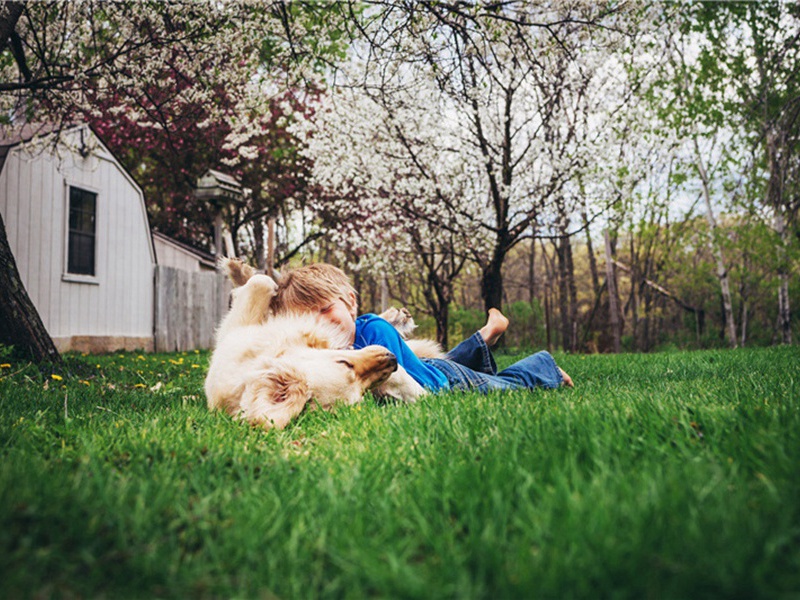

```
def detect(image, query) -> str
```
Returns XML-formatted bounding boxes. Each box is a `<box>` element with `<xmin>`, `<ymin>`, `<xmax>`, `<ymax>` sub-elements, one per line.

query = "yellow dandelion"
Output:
<box><xmin>79</xmin><ymin>380</ymin><xmax>90</xmax><ymax>386</ymax></box>
<box><xmin>191</xmin><ymin>364</ymin><xmax>200</xmax><ymax>369</ymax></box>
<box><xmin>0</xmin><ymin>363</ymin><xmax>10</xmax><ymax>369</ymax></box>
<box><xmin>51</xmin><ymin>374</ymin><xmax>63</xmax><ymax>381</ymax></box>
<box><xmin>134</xmin><ymin>383</ymin><xmax>147</xmax><ymax>388</ymax></box>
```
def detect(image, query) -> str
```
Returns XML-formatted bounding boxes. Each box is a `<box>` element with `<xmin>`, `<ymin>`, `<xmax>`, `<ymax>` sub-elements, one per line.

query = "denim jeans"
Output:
<box><xmin>424</xmin><ymin>332</ymin><xmax>563</xmax><ymax>392</ymax></box>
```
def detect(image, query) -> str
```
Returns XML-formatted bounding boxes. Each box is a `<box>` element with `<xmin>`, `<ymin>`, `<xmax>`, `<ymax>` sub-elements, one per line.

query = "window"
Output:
<box><xmin>67</xmin><ymin>186</ymin><xmax>97</xmax><ymax>276</ymax></box>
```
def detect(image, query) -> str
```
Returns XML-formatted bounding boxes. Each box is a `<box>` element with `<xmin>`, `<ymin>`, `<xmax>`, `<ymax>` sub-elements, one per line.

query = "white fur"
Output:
<box><xmin>205</xmin><ymin>265</ymin><xmax>425</xmax><ymax>430</ymax></box>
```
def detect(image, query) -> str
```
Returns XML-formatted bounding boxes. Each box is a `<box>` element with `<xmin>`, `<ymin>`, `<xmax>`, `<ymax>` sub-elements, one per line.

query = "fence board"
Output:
<box><xmin>154</xmin><ymin>266</ymin><xmax>230</xmax><ymax>352</ymax></box>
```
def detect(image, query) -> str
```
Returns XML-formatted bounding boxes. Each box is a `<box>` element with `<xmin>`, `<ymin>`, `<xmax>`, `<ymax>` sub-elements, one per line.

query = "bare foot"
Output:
<box><xmin>559</xmin><ymin>368</ymin><xmax>574</xmax><ymax>388</ymax></box>
<box><xmin>479</xmin><ymin>308</ymin><xmax>509</xmax><ymax>347</ymax></box>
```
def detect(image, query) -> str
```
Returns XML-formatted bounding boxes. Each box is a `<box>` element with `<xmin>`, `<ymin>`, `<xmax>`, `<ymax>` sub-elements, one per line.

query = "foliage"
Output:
<box><xmin>298</xmin><ymin>0</ymin><xmax>639</xmax><ymax>341</ymax></box>
<box><xmin>89</xmin><ymin>86</ymin><xmax>317</xmax><ymax>255</ymax></box>
<box><xmin>502</xmin><ymin>300</ymin><xmax>548</xmax><ymax>350</ymax></box>
<box><xmin>1</xmin><ymin>346</ymin><xmax>799</xmax><ymax>598</ymax></box>
<box><xmin>0</xmin><ymin>1</ymin><xmax>349</xmax><ymax>258</ymax></box>
<box><xmin>1</xmin><ymin>1</ymin><xmax>798</xmax><ymax>351</ymax></box>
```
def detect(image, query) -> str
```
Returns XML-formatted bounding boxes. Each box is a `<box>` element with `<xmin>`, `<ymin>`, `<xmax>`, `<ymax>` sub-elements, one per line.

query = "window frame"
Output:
<box><xmin>62</xmin><ymin>182</ymin><xmax>100</xmax><ymax>284</ymax></box>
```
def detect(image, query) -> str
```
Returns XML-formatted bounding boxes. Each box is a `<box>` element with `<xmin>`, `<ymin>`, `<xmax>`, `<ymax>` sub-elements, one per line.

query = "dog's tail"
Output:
<box><xmin>406</xmin><ymin>338</ymin><xmax>445</xmax><ymax>359</ymax></box>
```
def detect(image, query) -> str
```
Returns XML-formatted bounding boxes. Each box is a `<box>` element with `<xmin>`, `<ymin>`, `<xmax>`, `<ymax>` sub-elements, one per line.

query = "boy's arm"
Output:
<box><xmin>356</xmin><ymin>315</ymin><xmax>448</xmax><ymax>391</ymax></box>
<box><xmin>357</xmin><ymin>317</ymin><xmax>424</xmax><ymax>368</ymax></box>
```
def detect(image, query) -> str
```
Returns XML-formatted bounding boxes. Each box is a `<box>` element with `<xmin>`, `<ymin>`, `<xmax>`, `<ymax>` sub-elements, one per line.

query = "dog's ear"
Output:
<box><xmin>240</xmin><ymin>366</ymin><xmax>312</xmax><ymax>430</ymax></box>
<box><xmin>220</xmin><ymin>257</ymin><xmax>256</xmax><ymax>287</ymax></box>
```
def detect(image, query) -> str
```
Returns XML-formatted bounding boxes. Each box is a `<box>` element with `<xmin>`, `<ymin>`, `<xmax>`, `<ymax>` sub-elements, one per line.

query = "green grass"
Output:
<box><xmin>1</xmin><ymin>346</ymin><xmax>799</xmax><ymax>599</ymax></box>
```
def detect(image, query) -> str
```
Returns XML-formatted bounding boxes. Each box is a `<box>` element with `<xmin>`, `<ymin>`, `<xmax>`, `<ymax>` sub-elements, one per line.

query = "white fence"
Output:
<box><xmin>154</xmin><ymin>266</ymin><xmax>231</xmax><ymax>352</ymax></box>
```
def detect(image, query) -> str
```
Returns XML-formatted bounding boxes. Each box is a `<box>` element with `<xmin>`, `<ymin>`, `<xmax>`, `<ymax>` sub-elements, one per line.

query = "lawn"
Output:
<box><xmin>1</xmin><ymin>346</ymin><xmax>798</xmax><ymax>599</ymax></box>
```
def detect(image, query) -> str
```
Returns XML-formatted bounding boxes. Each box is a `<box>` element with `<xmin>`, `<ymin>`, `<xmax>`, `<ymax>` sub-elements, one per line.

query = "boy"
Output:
<box><xmin>272</xmin><ymin>263</ymin><xmax>574</xmax><ymax>394</ymax></box>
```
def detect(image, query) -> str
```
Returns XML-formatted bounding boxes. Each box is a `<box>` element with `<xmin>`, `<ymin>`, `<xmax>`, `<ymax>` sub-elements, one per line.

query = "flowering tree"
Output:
<box><xmin>89</xmin><ymin>86</ymin><xmax>319</xmax><ymax>268</ymax></box>
<box><xmin>0</xmin><ymin>0</ymin><xmax>346</xmax><ymax>361</ymax></box>
<box><xmin>299</xmin><ymin>1</ymin><xmax>635</xmax><ymax>346</ymax></box>
<box><xmin>296</xmin><ymin>78</ymin><xmax>484</xmax><ymax>343</ymax></box>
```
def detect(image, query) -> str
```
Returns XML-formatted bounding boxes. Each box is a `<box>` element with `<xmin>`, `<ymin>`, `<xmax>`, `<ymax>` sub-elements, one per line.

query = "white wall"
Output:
<box><xmin>0</xmin><ymin>126</ymin><xmax>155</xmax><ymax>350</ymax></box>
<box><xmin>153</xmin><ymin>234</ymin><xmax>213</xmax><ymax>272</ymax></box>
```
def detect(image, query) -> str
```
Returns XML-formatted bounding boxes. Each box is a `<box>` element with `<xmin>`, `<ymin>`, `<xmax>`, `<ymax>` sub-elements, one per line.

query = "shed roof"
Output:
<box><xmin>0</xmin><ymin>122</ymin><xmax>157</xmax><ymax>266</ymax></box>
<box><xmin>0</xmin><ymin>122</ymin><xmax>81</xmax><ymax>174</ymax></box>
<box><xmin>152</xmin><ymin>231</ymin><xmax>216</xmax><ymax>269</ymax></box>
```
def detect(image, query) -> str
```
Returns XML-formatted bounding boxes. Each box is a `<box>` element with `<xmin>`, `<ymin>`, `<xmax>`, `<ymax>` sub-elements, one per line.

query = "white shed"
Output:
<box><xmin>0</xmin><ymin>123</ymin><xmax>156</xmax><ymax>353</ymax></box>
<box><xmin>153</xmin><ymin>231</ymin><xmax>216</xmax><ymax>273</ymax></box>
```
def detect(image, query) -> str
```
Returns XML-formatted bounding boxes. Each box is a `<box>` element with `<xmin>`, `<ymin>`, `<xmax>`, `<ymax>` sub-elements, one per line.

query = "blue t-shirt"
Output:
<box><xmin>354</xmin><ymin>314</ymin><xmax>449</xmax><ymax>391</ymax></box>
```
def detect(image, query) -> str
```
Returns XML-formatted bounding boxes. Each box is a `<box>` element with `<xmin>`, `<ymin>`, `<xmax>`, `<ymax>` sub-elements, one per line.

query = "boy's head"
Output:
<box><xmin>273</xmin><ymin>263</ymin><xmax>358</xmax><ymax>344</ymax></box>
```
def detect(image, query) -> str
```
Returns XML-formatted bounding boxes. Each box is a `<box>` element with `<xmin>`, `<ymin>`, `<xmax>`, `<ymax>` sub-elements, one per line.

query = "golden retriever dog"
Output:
<box><xmin>205</xmin><ymin>259</ymin><xmax>435</xmax><ymax>430</ymax></box>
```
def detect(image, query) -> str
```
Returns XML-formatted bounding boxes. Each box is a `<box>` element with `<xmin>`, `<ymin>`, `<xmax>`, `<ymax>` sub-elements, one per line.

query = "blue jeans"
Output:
<box><xmin>423</xmin><ymin>332</ymin><xmax>563</xmax><ymax>392</ymax></box>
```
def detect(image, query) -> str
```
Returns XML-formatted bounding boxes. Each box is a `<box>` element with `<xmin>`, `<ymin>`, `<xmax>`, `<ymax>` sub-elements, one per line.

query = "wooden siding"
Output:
<box><xmin>154</xmin><ymin>266</ymin><xmax>230</xmax><ymax>352</ymax></box>
<box><xmin>153</xmin><ymin>234</ymin><xmax>214</xmax><ymax>272</ymax></box>
<box><xmin>0</xmin><ymin>126</ymin><xmax>155</xmax><ymax>349</ymax></box>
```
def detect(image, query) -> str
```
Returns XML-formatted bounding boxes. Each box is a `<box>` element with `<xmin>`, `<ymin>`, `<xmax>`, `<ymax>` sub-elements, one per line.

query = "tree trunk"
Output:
<box><xmin>253</xmin><ymin>218</ymin><xmax>265</xmax><ymax>271</ymax></box>
<box><xmin>380</xmin><ymin>274</ymin><xmax>389</xmax><ymax>313</ymax></box>
<box><xmin>0</xmin><ymin>210</ymin><xmax>62</xmax><ymax>364</ymax></box>
<box><xmin>480</xmin><ymin>253</ymin><xmax>504</xmax><ymax>312</ymax></box>
<box><xmin>0</xmin><ymin>3</ymin><xmax>24</xmax><ymax>56</ymax></box>
<box><xmin>582</xmin><ymin>208</ymin><xmax>601</xmax><ymax>300</ymax></box>
<box><xmin>627</xmin><ymin>237</ymin><xmax>640</xmax><ymax>350</ymax></box>
<box><xmin>739</xmin><ymin>300</ymin><xmax>748</xmax><ymax>347</ymax></box>
<box><xmin>422</xmin><ymin>274</ymin><xmax>451</xmax><ymax>349</ymax></box>
<box><xmin>604</xmin><ymin>230</ymin><xmax>621</xmax><ymax>353</ymax></box>
<box><xmin>694</xmin><ymin>136</ymin><xmax>737</xmax><ymax>348</ymax></box>
<box><xmin>528</xmin><ymin>227</ymin><xmax>536</xmax><ymax>305</ymax></box>
<box><xmin>544</xmin><ymin>280</ymin><xmax>552</xmax><ymax>352</ymax></box>
<box><xmin>556</xmin><ymin>236</ymin><xmax>569</xmax><ymax>351</ymax></box>
<box><xmin>565</xmin><ymin>235</ymin><xmax>578</xmax><ymax>351</ymax></box>
<box><xmin>764</xmin><ymin>127</ymin><xmax>791</xmax><ymax>344</ymax></box>
<box><xmin>540</xmin><ymin>239</ymin><xmax>554</xmax><ymax>352</ymax></box>
<box><xmin>266</xmin><ymin>216</ymin><xmax>276</xmax><ymax>279</ymax></box>
<box><xmin>775</xmin><ymin>208</ymin><xmax>792</xmax><ymax>344</ymax></box>
<box><xmin>644</xmin><ymin>289</ymin><xmax>654</xmax><ymax>350</ymax></box>
<box><xmin>434</xmin><ymin>302</ymin><xmax>449</xmax><ymax>349</ymax></box>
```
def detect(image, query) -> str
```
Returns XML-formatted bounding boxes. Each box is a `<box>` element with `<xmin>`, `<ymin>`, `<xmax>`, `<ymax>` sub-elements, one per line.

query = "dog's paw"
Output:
<box><xmin>379</xmin><ymin>307</ymin><xmax>417</xmax><ymax>339</ymax></box>
<box><xmin>220</xmin><ymin>257</ymin><xmax>256</xmax><ymax>287</ymax></box>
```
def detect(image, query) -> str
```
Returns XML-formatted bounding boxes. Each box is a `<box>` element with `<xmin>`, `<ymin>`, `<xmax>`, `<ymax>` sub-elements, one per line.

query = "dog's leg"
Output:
<box><xmin>219</xmin><ymin>257</ymin><xmax>257</xmax><ymax>287</ymax></box>
<box><xmin>214</xmin><ymin>274</ymin><xmax>278</xmax><ymax>344</ymax></box>
<box><xmin>379</xmin><ymin>307</ymin><xmax>418</xmax><ymax>339</ymax></box>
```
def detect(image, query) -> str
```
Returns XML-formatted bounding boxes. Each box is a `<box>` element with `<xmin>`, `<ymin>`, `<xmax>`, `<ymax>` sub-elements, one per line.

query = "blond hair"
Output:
<box><xmin>272</xmin><ymin>263</ymin><xmax>357</xmax><ymax>315</ymax></box>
